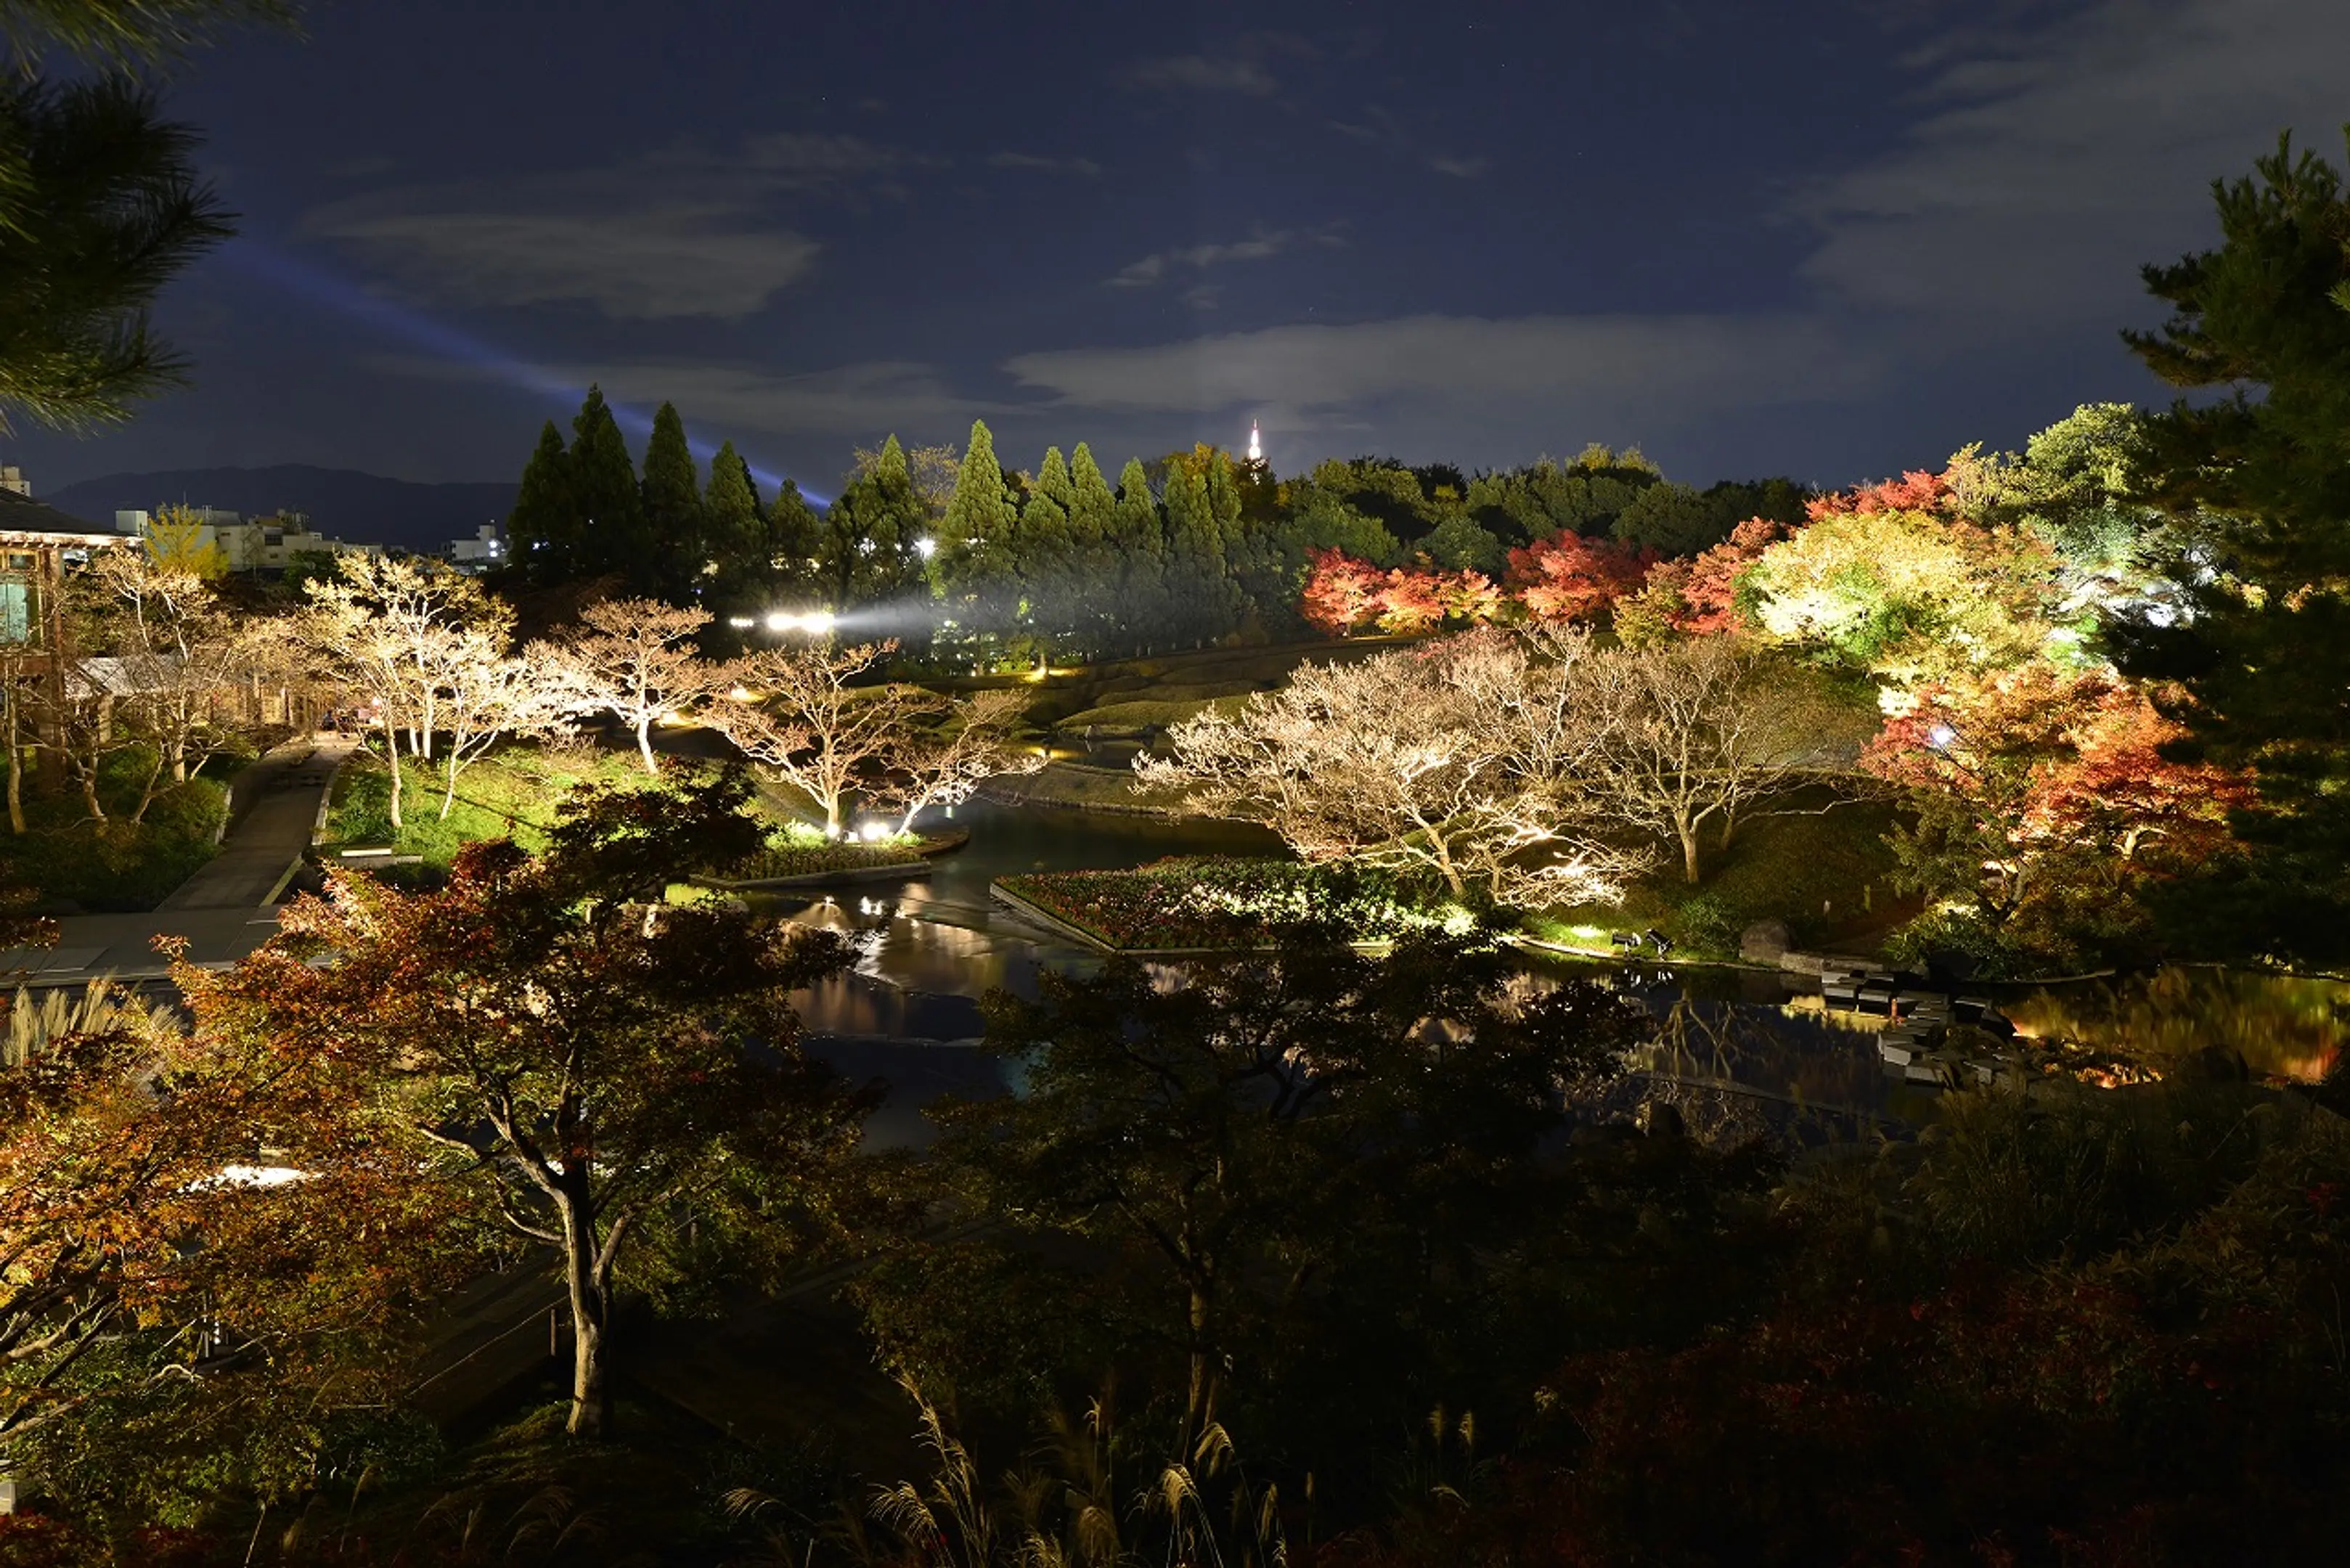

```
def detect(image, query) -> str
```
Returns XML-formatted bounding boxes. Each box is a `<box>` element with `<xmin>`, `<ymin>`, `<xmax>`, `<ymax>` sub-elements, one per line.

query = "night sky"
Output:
<box><xmin>12</xmin><ymin>0</ymin><xmax>2349</xmax><ymax>500</ymax></box>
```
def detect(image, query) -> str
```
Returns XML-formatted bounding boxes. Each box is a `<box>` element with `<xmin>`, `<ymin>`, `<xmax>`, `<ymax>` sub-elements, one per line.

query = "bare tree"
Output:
<box><xmin>303</xmin><ymin>555</ymin><xmax>500</xmax><ymax>764</ymax></box>
<box><xmin>429</xmin><ymin>629</ymin><xmax>576</xmax><ymax>819</ymax></box>
<box><xmin>301</xmin><ymin>557</ymin><xmax>502</xmax><ymax>830</ymax></box>
<box><xmin>27</xmin><ymin>555</ymin><xmax>260</xmax><ymax>825</ymax></box>
<box><xmin>869</xmin><ymin>687</ymin><xmax>1043</xmax><ymax>834</ymax></box>
<box><xmin>1140</xmin><ymin>631</ymin><xmax>1648</xmax><ymax>907</ymax></box>
<box><xmin>550</xmin><ymin>598</ymin><xmax>730</xmax><ymax>775</ymax></box>
<box><xmin>711</xmin><ymin>640</ymin><xmax>910</xmax><ymax>836</ymax></box>
<box><xmin>1575</xmin><ymin>636</ymin><xmax>1835</xmax><ymax>883</ymax></box>
<box><xmin>89</xmin><ymin>551</ymin><xmax>261</xmax><ymax>788</ymax></box>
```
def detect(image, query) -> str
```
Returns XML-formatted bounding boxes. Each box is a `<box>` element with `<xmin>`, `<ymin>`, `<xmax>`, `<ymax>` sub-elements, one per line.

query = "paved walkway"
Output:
<box><xmin>7</xmin><ymin>736</ymin><xmax>357</xmax><ymax>983</ymax></box>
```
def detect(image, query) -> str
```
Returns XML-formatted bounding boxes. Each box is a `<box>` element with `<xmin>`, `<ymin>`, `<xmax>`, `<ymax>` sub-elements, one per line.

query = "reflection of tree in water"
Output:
<box><xmin>2005</xmin><ymin>967</ymin><xmax>2348</xmax><ymax>1083</ymax></box>
<box><xmin>1621</xmin><ymin>990</ymin><xmax>1897</xmax><ymax>1147</ymax></box>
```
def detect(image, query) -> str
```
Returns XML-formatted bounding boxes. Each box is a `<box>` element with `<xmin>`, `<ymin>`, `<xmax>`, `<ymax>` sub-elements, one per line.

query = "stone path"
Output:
<box><xmin>4</xmin><ymin>736</ymin><xmax>356</xmax><ymax>982</ymax></box>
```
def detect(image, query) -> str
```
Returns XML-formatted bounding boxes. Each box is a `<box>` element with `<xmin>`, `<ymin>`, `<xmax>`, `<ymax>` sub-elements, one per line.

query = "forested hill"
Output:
<box><xmin>41</xmin><ymin>466</ymin><xmax>518</xmax><ymax>552</ymax></box>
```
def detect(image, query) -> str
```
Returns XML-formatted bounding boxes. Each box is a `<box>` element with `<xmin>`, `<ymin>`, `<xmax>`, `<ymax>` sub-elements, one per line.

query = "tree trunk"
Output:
<box><xmin>5</xmin><ymin>687</ymin><xmax>22</xmax><ymax>836</ymax></box>
<box><xmin>126</xmin><ymin>751</ymin><xmax>166</xmax><ymax>826</ymax></box>
<box><xmin>560</xmin><ymin>1203</ymin><xmax>613</xmax><ymax>1440</ymax></box>
<box><xmin>1183</xmin><ymin>1283</ymin><xmax>1217</xmax><ymax>1458</ymax></box>
<box><xmin>78</xmin><ymin>767</ymin><xmax>105</xmax><ymax>822</ymax></box>
<box><xmin>1718</xmin><ymin>807</ymin><xmax>1738</xmax><ymax>852</ymax></box>
<box><xmin>635</xmin><ymin>717</ymin><xmax>659</xmax><ymax>775</ymax></box>
<box><xmin>441</xmin><ymin>754</ymin><xmax>461</xmax><ymax>820</ymax></box>
<box><xmin>1678</xmin><ymin>821</ymin><xmax>1702</xmax><ymax>883</ymax></box>
<box><xmin>383</xmin><ymin>715</ymin><xmax>405</xmax><ymax>830</ymax></box>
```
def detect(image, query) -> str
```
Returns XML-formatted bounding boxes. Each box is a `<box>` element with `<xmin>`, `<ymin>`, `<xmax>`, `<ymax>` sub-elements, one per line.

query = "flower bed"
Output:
<box><xmin>995</xmin><ymin>856</ymin><xmax>1457</xmax><ymax>951</ymax></box>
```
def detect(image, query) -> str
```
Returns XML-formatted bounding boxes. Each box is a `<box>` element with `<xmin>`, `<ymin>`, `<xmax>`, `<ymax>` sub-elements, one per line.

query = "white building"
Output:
<box><xmin>448</xmin><ymin>522</ymin><xmax>504</xmax><ymax>571</ymax></box>
<box><xmin>113</xmin><ymin>507</ymin><xmax>384</xmax><ymax>571</ymax></box>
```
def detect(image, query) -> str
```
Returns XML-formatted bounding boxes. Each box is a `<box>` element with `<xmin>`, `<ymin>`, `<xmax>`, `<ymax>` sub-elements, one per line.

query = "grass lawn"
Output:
<box><xmin>0</xmin><ymin>746</ymin><xmax>239</xmax><ymax>912</ymax></box>
<box><xmin>324</xmin><ymin>744</ymin><xmax>931</xmax><ymax>883</ymax></box>
<box><xmin>321</xmin><ymin>745</ymin><xmax>656</xmax><ymax>870</ymax></box>
<box><xmin>1527</xmin><ymin>793</ymin><xmax>1913</xmax><ymax>961</ymax></box>
<box><xmin>981</xmin><ymin>759</ymin><xmax>1191</xmax><ymax>814</ymax></box>
<box><xmin>1020</xmin><ymin>637</ymin><xmax>1410</xmax><ymax>735</ymax></box>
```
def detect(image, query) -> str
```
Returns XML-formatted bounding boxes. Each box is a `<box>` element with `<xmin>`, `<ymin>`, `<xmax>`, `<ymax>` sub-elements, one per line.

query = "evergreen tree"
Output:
<box><xmin>767</xmin><ymin>478</ymin><xmax>823</xmax><ymax>587</ymax></box>
<box><xmin>507</xmin><ymin>419</ymin><xmax>576</xmax><ymax>583</ymax></box>
<box><xmin>1067</xmin><ymin>444</ymin><xmax>1120</xmax><ymax>656</ymax></box>
<box><xmin>941</xmin><ymin>420</ymin><xmax>1021</xmax><ymax>648</ymax></box>
<box><xmin>1163</xmin><ymin>460</ymin><xmax>1236</xmax><ymax>648</ymax></box>
<box><xmin>1114</xmin><ymin>457</ymin><xmax>1170</xmax><ymax>656</ymax></box>
<box><xmin>703</xmin><ymin>441</ymin><xmax>764</xmax><ymax>576</ymax></box>
<box><xmin>568</xmin><ymin>385</ymin><xmax>645</xmax><ymax>578</ymax></box>
<box><xmin>639</xmin><ymin>401</ymin><xmax>705</xmax><ymax>597</ymax></box>
<box><xmin>703</xmin><ymin>439</ymin><xmax>769</xmax><ymax>624</ymax></box>
<box><xmin>820</xmin><ymin>440</ymin><xmax>927</xmax><ymax>612</ymax></box>
<box><xmin>2116</xmin><ymin>131</ymin><xmax>2350</xmax><ymax>965</ymax></box>
<box><xmin>1019</xmin><ymin>448</ymin><xmax>1077</xmax><ymax>660</ymax></box>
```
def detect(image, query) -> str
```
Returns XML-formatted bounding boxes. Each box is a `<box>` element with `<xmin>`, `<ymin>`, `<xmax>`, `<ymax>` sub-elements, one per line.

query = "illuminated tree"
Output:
<box><xmin>870</xmin><ymin>687</ymin><xmax>1043</xmax><ymax>835</ymax></box>
<box><xmin>139</xmin><ymin>502</ymin><xmax>225</xmax><ymax>579</ymax></box>
<box><xmin>429</xmin><ymin>630</ymin><xmax>575</xmax><ymax>817</ymax></box>
<box><xmin>87</xmin><ymin>549</ymin><xmax>264</xmax><ymax>788</ymax></box>
<box><xmin>1864</xmin><ymin>665</ymin><xmax>2253</xmax><ymax>965</ymax></box>
<box><xmin>300</xmin><ymin>555</ymin><xmax>503</xmax><ymax>825</ymax></box>
<box><xmin>713</xmin><ymin>640</ymin><xmax>909</xmax><ymax>835</ymax></box>
<box><xmin>1576</xmin><ymin>637</ymin><xmax>1843</xmax><ymax>883</ymax></box>
<box><xmin>179</xmin><ymin>773</ymin><xmax>867</xmax><ymax>1439</ymax></box>
<box><xmin>550</xmin><ymin>596</ymin><xmax>730</xmax><ymax>775</ymax></box>
<box><xmin>1</xmin><ymin>971</ymin><xmax>462</xmax><ymax>1504</ymax></box>
<box><xmin>1141</xmin><ymin>631</ymin><xmax>1647</xmax><ymax>907</ymax></box>
<box><xmin>1742</xmin><ymin>500</ymin><xmax>2056</xmax><ymax>689</ymax></box>
<box><xmin>1509</xmin><ymin>531</ymin><xmax>1653</xmax><ymax>624</ymax></box>
<box><xmin>820</xmin><ymin>438</ymin><xmax>929</xmax><ymax>610</ymax></box>
<box><xmin>940</xmin><ymin>419</ymin><xmax>1021</xmax><ymax>639</ymax></box>
<box><xmin>1300</xmin><ymin>547</ymin><xmax>1387</xmax><ymax>636</ymax></box>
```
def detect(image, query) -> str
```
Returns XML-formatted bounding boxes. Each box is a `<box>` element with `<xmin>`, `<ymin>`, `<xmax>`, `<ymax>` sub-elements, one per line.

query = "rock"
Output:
<box><xmin>1739</xmin><ymin>919</ymin><xmax>1793</xmax><ymax>964</ymax></box>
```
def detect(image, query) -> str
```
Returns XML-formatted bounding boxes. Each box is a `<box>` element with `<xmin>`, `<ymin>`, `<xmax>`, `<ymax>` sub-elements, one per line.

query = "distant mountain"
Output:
<box><xmin>41</xmin><ymin>466</ymin><xmax>517</xmax><ymax>554</ymax></box>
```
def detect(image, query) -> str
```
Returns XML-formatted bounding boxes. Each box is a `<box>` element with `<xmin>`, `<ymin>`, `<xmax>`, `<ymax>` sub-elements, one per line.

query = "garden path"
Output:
<box><xmin>8</xmin><ymin>735</ymin><xmax>356</xmax><ymax>982</ymax></box>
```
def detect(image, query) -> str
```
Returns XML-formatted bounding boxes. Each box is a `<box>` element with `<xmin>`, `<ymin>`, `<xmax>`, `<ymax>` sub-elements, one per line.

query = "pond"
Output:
<box><xmin>772</xmin><ymin>797</ymin><xmax>2349</xmax><ymax>1148</ymax></box>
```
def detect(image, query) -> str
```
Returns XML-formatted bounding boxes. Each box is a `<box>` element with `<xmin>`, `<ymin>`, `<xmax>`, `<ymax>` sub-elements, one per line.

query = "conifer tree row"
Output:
<box><xmin>502</xmin><ymin>396</ymin><xmax>1812</xmax><ymax>668</ymax></box>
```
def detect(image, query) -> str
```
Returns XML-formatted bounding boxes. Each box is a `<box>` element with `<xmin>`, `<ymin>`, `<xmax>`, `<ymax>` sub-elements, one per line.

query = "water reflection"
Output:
<box><xmin>771</xmin><ymin>802</ymin><xmax>2350</xmax><ymax>1153</ymax></box>
<box><xmin>2005</xmin><ymin>966</ymin><xmax>2349</xmax><ymax>1082</ymax></box>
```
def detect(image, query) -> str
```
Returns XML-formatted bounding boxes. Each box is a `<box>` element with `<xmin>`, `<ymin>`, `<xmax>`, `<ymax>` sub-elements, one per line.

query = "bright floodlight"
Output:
<box><xmin>764</xmin><ymin>609</ymin><xmax>839</xmax><ymax>636</ymax></box>
<box><xmin>1927</xmin><ymin>724</ymin><xmax>1957</xmax><ymax>748</ymax></box>
<box><xmin>915</xmin><ymin>536</ymin><xmax>938</xmax><ymax>560</ymax></box>
<box><xmin>859</xmin><ymin>820</ymin><xmax>888</xmax><ymax>842</ymax></box>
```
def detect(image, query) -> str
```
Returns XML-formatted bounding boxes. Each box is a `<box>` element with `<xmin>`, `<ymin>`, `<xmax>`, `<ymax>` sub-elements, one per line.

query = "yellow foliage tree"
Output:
<box><xmin>142</xmin><ymin>503</ymin><xmax>227</xmax><ymax>579</ymax></box>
